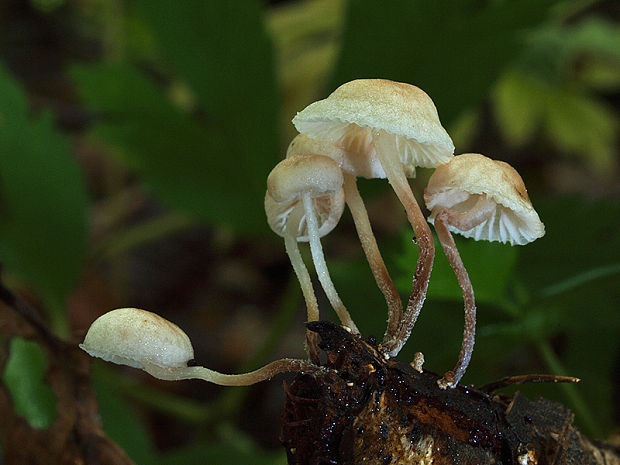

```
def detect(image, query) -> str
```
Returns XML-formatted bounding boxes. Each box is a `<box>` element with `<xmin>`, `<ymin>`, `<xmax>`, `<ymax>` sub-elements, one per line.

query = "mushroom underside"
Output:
<box><xmin>427</xmin><ymin>191</ymin><xmax>536</xmax><ymax>245</ymax></box>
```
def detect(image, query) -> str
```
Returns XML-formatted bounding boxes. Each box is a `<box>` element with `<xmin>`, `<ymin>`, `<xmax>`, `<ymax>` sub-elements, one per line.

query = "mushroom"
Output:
<box><xmin>287</xmin><ymin>134</ymin><xmax>402</xmax><ymax>339</ymax></box>
<box><xmin>424</xmin><ymin>153</ymin><xmax>545</xmax><ymax>388</ymax></box>
<box><xmin>265</xmin><ymin>154</ymin><xmax>358</xmax><ymax>338</ymax></box>
<box><xmin>80</xmin><ymin>308</ymin><xmax>319</xmax><ymax>385</ymax></box>
<box><xmin>292</xmin><ymin>79</ymin><xmax>454</xmax><ymax>357</ymax></box>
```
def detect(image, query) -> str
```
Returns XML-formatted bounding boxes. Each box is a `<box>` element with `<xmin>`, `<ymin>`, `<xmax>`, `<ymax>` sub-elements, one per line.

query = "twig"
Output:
<box><xmin>480</xmin><ymin>374</ymin><xmax>581</xmax><ymax>393</ymax></box>
<box><xmin>0</xmin><ymin>271</ymin><xmax>68</xmax><ymax>352</ymax></box>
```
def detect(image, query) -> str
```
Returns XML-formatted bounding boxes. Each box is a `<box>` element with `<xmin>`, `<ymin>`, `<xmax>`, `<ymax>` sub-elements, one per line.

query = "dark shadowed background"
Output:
<box><xmin>0</xmin><ymin>0</ymin><xmax>619</xmax><ymax>463</ymax></box>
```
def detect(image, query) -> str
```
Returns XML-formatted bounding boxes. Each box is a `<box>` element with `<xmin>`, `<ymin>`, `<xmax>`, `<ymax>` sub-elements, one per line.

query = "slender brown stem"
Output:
<box><xmin>434</xmin><ymin>210</ymin><xmax>476</xmax><ymax>389</ymax></box>
<box><xmin>342</xmin><ymin>172</ymin><xmax>402</xmax><ymax>340</ymax></box>
<box><xmin>373</xmin><ymin>133</ymin><xmax>434</xmax><ymax>357</ymax></box>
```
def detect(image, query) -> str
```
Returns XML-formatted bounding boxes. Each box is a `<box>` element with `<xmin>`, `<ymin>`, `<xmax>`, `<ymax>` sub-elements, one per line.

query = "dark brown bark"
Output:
<box><xmin>281</xmin><ymin>321</ymin><xmax>620</xmax><ymax>465</ymax></box>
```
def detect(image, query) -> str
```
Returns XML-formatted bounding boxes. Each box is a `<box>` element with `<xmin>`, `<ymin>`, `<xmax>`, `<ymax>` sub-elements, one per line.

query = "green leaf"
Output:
<box><xmin>2</xmin><ymin>338</ymin><xmax>57</xmax><ymax>429</ymax></box>
<box><xmin>543</xmin><ymin>86</ymin><xmax>617</xmax><ymax>172</ymax></box>
<box><xmin>494</xmin><ymin>70</ymin><xmax>617</xmax><ymax>172</ymax></box>
<box><xmin>332</xmin><ymin>0</ymin><xmax>557</xmax><ymax>124</ymax></box>
<box><xmin>72</xmin><ymin>64</ymin><xmax>266</xmax><ymax>232</ymax></box>
<box><xmin>0</xmin><ymin>64</ymin><xmax>88</xmax><ymax>325</ymax></box>
<box><xmin>520</xmin><ymin>18</ymin><xmax>620</xmax><ymax>82</ymax></box>
<box><xmin>395</xmin><ymin>231</ymin><xmax>518</xmax><ymax>305</ymax></box>
<box><xmin>137</xmin><ymin>0</ymin><xmax>280</xmax><ymax>232</ymax></box>
<box><xmin>492</xmin><ymin>70</ymin><xmax>547</xmax><ymax>145</ymax></box>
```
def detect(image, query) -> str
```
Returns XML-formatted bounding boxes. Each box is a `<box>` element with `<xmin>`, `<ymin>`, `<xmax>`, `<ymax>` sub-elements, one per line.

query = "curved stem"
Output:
<box><xmin>284</xmin><ymin>217</ymin><xmax>320</xmax><ymax>363</ymax></box>
<box><xmin>342</xmin><ymin>172</ymin><xmax>402</xmax><ymax>340</ymax></box>
<box><xmin>142</xmin><ymin>358</ymin><xmax>321</xmax><ymax>386</ymax></box>
<box><xmin>302</xmin><ymin>193</ymin><xmax>359</xmax><ymax>333</ymax></box>
<box><xmin>373</xmin><ymin>132</ymin><xmax>435</xmax><ymax>357</ymax></box>
<box><xmin>434</xmin><ymin>210</ymin><xmax>476</xmax><ymax>389</ymax></box>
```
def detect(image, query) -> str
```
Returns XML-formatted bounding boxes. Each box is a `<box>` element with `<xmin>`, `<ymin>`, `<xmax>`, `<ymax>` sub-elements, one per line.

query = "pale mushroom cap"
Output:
<box><xmin>79</xmin><ymin>308</ymin><xmax>194</xmax><ymax>370</ymax></box>
<box><xmin>265</xmin><ymin>187</ymin><xmax>345</xmax><ymax>242</ymax></box>
<box><xmin>286</xmin><ymin>133</ymin><xmax>384</xmax><ymax>180</ymax></box>
<box><xmin>267</xmin><ymin>155</ymin><xmax>343</xmax><ymax>203</ymax></box>
<box><xmin>286</xmin><ymin>134</ymin><xmax>346</xmax><ymax>165</ymax></box>
<box><xmin>424</xmin><ymin>153</ymin><xmax>545</xmax><ymax>245</ymax></box>
<box><xmin>292</xmin><ymin>79</ymin><xmax>455</xmax><ymax>178</ymax></box>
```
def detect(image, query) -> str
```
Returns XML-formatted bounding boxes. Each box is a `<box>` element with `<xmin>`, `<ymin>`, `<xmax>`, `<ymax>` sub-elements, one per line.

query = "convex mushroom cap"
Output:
<box><xmin>80</xmin><ymin>308</ymin><xmax>320</xmax><ymax>385</ymax></box>
<box><xmin>292</xmin><ymin>78</ymin><xmax>455</xmax><ymax>178</ymax></box>
<box><xmin>265</xmin><ymin>154</ymin><xmax>345</xmax><ymax>241</ymax></box>
<box><xmin>424</xmin><ymin>153</ymin><xmax>545</xmax><ymax>245</ymax></box>
<box><xmin>286</xmin><ymin>134</ymin><xmax>347</xmax><ymax>166</ymax></box>
<box><xmin>79</xmin><ymin>307</ymin><xmax>193</xmax><ymax>370</ymax></box>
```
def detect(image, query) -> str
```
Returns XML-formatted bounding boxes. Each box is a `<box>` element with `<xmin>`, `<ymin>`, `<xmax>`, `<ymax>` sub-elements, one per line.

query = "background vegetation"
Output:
<box><xmin>0</xmin><ymin>0</ymin><xmax>619</xmax><ymax>463</ymax></box>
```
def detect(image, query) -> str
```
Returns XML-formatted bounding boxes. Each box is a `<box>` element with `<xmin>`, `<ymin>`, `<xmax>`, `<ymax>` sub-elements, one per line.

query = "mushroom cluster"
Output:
<box><xmin>270</xmin><ymin>79</ymin><xmax>544</xmax><ymax>388</ymax></box>
<box><xmin>80</xmin><ymin>79</ymin><xmax>544</xmax><ymax>391</ymax></box>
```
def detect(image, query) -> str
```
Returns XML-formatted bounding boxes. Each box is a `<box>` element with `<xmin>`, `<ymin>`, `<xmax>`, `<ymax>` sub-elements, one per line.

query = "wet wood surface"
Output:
<box><xmin>281</xmin><ymin>321</ymin><xmax>620</xmax><ymax>465</ymax></box>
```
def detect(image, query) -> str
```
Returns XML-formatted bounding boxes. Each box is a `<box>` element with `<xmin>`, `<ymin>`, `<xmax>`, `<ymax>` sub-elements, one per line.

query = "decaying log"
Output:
<box><xmin>281</xmin><ymin>321</ymin><xmax>620</xmax><ymax>465</ymax></box>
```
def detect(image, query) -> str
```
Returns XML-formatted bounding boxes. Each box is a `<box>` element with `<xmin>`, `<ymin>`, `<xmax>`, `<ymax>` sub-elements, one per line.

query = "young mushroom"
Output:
<box><xmin>292</xmin><ymin>79</ymin><xmax>454</xmax><ymax>357</ymax></box>
<box><xmin>265</xmin><ymin>154</ymin><xmax>359</xmax><ymax>338</ymax></box>
<box><xmin>80</xmin><ymin>308</ymin><xmax>319</xmax><ymax>385</ymax></box>
<box><xmin>424</xmin><ymin>153</ymin><xmax>545</xmax><ymax>388</ymax></box>
<box><xmin>287</xmin><ymin>134</ymin><xmax>403</xmax><ymax>339</ymax></box>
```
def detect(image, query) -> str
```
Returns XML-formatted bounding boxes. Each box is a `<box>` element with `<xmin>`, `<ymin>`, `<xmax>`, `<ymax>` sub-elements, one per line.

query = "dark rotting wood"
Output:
<box><xmin>281</xmin><ymin>321</ymin><xmax>620</xmax><ymax>465</ymax></box>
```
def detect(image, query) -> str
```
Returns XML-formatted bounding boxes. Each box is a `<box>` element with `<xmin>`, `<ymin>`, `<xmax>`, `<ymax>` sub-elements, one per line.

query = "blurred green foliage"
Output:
<box><xmin>2</xmin><ymin>338</ymin><xmax>57</xmax><ymax>429</ymax></box>
<box><xmin>332</xmin><ymin>0</ymin><xmax>557</xmax><ymax>124</ymax></box>
<box><xmin>72</xmin><ymin>0</ymin><xmax>279</xmax><ymax>234</ymax></box>
<box><xmin>494</xmin><ymin>17</ymin><xmax>620</xmax><ymax>173</ymax></box>
<box><xmin>0</xmin><ymin>0</ymin><xmax>619</xmax><ymax>463</ymax></box>
<box><xmin>0</xmin><ymin>64</ymin><xmax>88</xmax><ymax>333</ymax></box>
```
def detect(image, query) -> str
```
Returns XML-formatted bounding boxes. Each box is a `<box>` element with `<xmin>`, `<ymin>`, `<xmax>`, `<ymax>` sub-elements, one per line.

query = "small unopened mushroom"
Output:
<box><xmin>80</xmin><ymin>308</ymin><xmax>318</xmax><ymax>385</ymax></box>
<box><xmin>265</xmin><ymin>155</ymin><xmax>358</xmax><ymax>335</ymax></box>
<box><xmin>292</xmin><ymin>79</ymin><xmax>454</xmax><ymax>357</ymax></box>
<box><xmin>424</xmin><ymin>153</ymin><xmax>545</xmax><ymax>388</ymax></box>
<box><xmin>287</xmin><ymin>134</ymin><xmax>402</xmax><ymax>339</ymax></box>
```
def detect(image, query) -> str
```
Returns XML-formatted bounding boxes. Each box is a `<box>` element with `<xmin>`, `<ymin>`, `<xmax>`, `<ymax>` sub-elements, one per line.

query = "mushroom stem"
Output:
<box><xmin>434</xmin><ymin>210</ymin><xmax>476</xmax><ymax>389</ymax></box>
<box><xmin>142</xmin><ymin>358</ymin><xmax>321</xmax><ymax>386</ymax></box>
<box><xmin>441</xmin><ymin>195</ymin><xmax>496</xmax><ymax>231</ymax></box>
<box><xmin>342</xmin><ymin>171</ymin><xmax>402</xmax><ymax>340</ymax></box>
<box><xmin>372</xmin><ymin>132</ymin><xmax>435</xmax><ymax>357</ymax></box>
<box><xmin>302</xmin><ymin>193</ymin><xmax>359</xmax><ymax>333</ymax></box>
<box><xmin>284</xmin><ymin>216</ymin><xmax>321</xmax><ymax>363</ymax></box>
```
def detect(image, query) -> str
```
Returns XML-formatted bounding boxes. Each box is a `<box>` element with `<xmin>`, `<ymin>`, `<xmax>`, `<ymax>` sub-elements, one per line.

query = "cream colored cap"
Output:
<box><xmin>292</xmin><ymin>79</ymin><xmax>455</xmax><ymax>177</ymax></box>
<box><xmin>286</xmin><ymin>134</ymin><xmax>346</xmax><ymax>165</ymax></box>
<box><xmin>286</xmin><ymin>133</ymin><xmax>385</xmax><ymax>180</ymax></box>
<box><xmin>80</xmin><ymin>308</ymin><xmax>194</xmax><ymax>370</ymax></box>
<box><xmin>424</xmin><ymin>153</ymin><xmax>545</xmax><ymax>245</ymax></box>
<box><xmin>267</xmin><ymin>155</ymin><xmax>343</xmax><ymax>203</ymax></box>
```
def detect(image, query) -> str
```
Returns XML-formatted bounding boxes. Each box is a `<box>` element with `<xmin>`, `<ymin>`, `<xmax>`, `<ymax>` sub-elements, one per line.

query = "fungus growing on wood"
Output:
<box><xmin>265</xmin><ymin>154</ymin><xmax>358</xmax><ymax>339</ymax></box>
<box><xmin>292</xmin><ymin>79</ymin><xmax>454</xmax><ymax>356</ymax></box>
<box><xmin>424</xmin><ymin>153</ymin><xmax>545</xmax><ymax>388</ymax></box>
